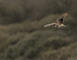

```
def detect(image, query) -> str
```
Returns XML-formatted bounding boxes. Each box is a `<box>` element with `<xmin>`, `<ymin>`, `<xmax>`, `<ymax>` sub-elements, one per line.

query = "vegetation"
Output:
<box><xmin>0</xmin><ymin>0</ymin><xmax>76</xmax><ymax>24</ymax></box>
<box><xmin>0</xmin><ymin>14</ymin><xmax>76</xmax><ymax>60</ymax></box>
<box><xmin>0</xmin><ymin>0</ymin><xmax>77</xmax><ymax>60</ymax></box>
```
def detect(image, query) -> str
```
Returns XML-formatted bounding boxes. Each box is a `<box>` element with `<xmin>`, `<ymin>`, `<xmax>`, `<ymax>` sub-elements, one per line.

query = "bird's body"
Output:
<box><xmin>44</xmin><ymin>13</ymin><xmax>67</xmax><ymax>28</ymax></box>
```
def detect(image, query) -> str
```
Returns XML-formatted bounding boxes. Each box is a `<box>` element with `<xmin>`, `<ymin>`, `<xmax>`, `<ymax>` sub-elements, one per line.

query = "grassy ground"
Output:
<box><xmin>0</xmin><ymin>14</ymin><xmax>77</xmax><ymax>60</ymax></box>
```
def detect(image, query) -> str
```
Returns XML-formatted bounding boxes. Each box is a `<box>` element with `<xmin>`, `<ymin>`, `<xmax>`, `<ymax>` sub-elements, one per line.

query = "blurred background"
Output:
<box><xmin>0</xmin><ymin>0</ymin><xmax>77</xmax><ymax>60</ymax></box>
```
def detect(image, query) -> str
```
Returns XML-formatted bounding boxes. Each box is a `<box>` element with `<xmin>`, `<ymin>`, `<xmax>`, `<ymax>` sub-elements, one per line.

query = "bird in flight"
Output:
<box><xmin>44</xmin><ymin>13</ymin><xmax>68</xmax><ymax>28</ymax></box>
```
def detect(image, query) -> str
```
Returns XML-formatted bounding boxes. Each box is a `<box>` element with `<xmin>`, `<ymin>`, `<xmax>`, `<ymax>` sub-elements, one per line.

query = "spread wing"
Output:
<box><xmin>56</xmin><ymin>12</ymin><xmax>68</xmax><ymax>24</ymax></box>
<box><xmin>56</xmin><ymin>15</ymin><xmax>64</xmax><ymax>24</ymax></box>
<box><xmin>44</xmin><ymin>23</ymin><xmax>56</xmax><ymax>27</ymax></box>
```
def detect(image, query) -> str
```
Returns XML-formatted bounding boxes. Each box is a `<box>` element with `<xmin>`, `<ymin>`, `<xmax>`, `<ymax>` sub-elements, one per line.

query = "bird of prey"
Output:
<box><xmin>44</xmin><ymin>13</ymin><xmax>68</xmax><ymax>28</ymax></box>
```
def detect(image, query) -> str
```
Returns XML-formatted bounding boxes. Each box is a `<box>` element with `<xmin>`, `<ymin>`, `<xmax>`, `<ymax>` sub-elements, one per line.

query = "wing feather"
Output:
<box><xmin>44</xmin><ymin>23</ymin><xmax>56</xmax><ymax>27</ymax></box>
<box><xmin>56</xmin><ymin>15</ymin><xmax>64</xmax><ymax>24</ymax></box>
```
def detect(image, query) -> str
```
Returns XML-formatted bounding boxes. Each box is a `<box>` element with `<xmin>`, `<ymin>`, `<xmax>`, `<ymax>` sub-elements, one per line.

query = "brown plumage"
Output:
<box><xmin>44</xmin><ymin>13</ymin><xmax>68</xmax><ymax>28</ymax></box>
